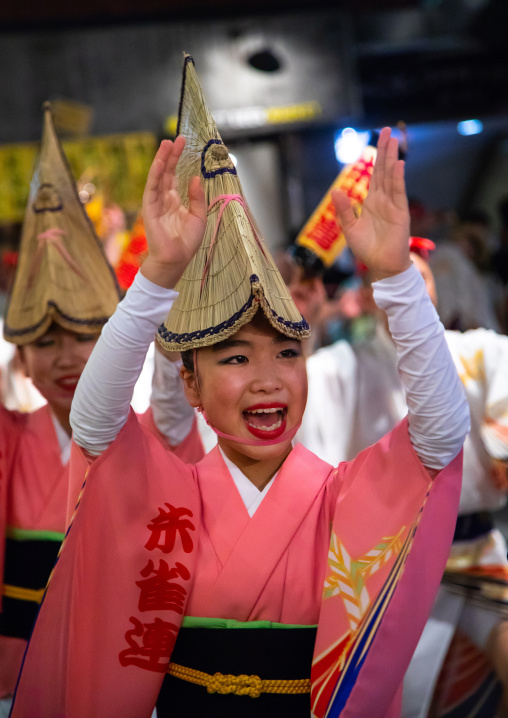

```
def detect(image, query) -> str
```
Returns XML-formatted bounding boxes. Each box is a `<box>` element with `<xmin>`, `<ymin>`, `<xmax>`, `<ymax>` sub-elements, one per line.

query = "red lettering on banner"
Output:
<box><xmin>340</xmin><ymin>157</ymin><xmax>375</xmax><ymax>205</ymax></box>
<box><xmin>145</xmin><ymin>503</ymin><xmax>195</xmax><ymax>554</ymax></box>
<box><xmin>307</xmin><ymin>216</ymin><xmax>339</xmax><ymax>251</ymax></box>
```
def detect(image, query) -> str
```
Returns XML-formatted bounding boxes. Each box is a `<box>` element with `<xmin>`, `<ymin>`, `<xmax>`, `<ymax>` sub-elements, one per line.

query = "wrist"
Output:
<box><xmin>140</xmin><ymin>256</ymin><xmax>185</xmax><ymax>290</ymax></box>
<box><xmin>370</xmin><ymin>259</ymin><xmax>412</xmax><ymax>283</ymax></box>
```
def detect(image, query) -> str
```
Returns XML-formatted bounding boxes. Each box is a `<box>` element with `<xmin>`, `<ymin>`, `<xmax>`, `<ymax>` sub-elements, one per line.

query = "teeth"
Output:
<box><xmin>245</xmin><ymin>416</ymin><xmax>283</xmax><ymax>431</ymax></box>
<box><xmin>248</xmin><ymin>408</ymin><xmax>282</xmax><ymax>414</ymax></box>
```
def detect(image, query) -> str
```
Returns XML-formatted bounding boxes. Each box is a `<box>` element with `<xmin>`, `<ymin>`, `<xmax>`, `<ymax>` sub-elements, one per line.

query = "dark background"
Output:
<box><xmin>1</xmin><ymin>0</ymin><xmax>508</xmax><ymax>246</ymax></box>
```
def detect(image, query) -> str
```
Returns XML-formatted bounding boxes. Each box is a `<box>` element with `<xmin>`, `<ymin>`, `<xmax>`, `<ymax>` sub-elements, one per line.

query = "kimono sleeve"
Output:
<box><xmin>66</xmin><ymin>408</ymin><xmax>204</xmax><ymax>527</ymax></box>
<box><xmin>311</xmin><ymin>418</ymin><xmax>462</xmax><ymax>718</ymax></box>
<box><xmin>138</xmin><ymin>407</ymin><xmax>205</xmax><ymax>464</ymax></box>
<box><xmin>12</xmin><ymin>409</ymin><xmax>201</xmax><ymax>718</ymax></box>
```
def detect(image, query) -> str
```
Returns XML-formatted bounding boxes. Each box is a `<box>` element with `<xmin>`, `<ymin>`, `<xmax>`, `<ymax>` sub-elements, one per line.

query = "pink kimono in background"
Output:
<box><xmin>0</xmin><ymin>405</ymin><xmax>203</xmax><ymax>703</ymax></box>
<box><xmin>0</xmin><ymin>405</ymin><xmax>67</xmax><ymax>700</ymax></box>
<box><xmin>11</xmin><ymin>410</ymin><xmax>462</xmax><ymax>717</ymax></box>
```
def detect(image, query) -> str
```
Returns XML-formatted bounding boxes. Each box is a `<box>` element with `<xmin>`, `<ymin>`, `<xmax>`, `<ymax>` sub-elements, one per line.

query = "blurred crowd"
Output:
<box><xmin>282</xmin><ymin>195</ymin><xmax>508</xmax><ymax>354</ymax></box>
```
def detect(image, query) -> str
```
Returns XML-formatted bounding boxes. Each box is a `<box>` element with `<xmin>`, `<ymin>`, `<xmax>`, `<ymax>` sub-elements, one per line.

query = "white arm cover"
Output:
<box><xmin>373</xmin><ymin>263</ymin><xmax>470</xmax><ymax>469</ymax></box>
<box><xmin>151</xmin><ymin>351</ymin><xmax>195</xmax><ymax>446</ymax></box>
<box><xmin>70</xmin><ymin>272</ymin><xmax>177</xmax><ymax>455</ymax></box>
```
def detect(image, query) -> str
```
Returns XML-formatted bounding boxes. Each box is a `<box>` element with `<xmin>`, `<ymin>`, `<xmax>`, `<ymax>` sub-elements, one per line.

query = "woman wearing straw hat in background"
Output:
<box><xmin>0</xmin><ymin>104</ymin><xmax>203</xmax><ymax>718</ymax></box>
<box><xmin>12</xmin><ymin>57</ymin><xmax>467</xmax><ymax>718</ymax></box>
<box><xmin>0</xmin><ymin>103</ymin><xmax>123</xmax><ymax>717</ymax></box>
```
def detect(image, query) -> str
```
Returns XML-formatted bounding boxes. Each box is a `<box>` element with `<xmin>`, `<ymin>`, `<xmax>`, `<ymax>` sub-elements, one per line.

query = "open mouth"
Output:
<box><xmin>55</xmin><ymin>375</ymin><xmax>80</xmax><ymax>393</ymax></box>
<box><xmin>242</xmin><ymin>404</ymin><xmax>288</xmax><ymax>440</ymax></box>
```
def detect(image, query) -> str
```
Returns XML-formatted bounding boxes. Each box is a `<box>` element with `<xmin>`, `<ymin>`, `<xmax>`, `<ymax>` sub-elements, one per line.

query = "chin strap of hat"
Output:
<box><xmin>193</xmin><ymin>348</ymin><xmax>301</xmax><ymax>446</ymax></box>
<box><xmin>201</xmin><ymin>412</ymin><xmax>301</xmax><ymax>447</ymax></box>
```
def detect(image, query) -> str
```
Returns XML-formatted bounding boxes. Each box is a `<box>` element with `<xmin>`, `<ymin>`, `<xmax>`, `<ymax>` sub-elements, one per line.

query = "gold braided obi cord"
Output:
<box><xmin>167</xmin><ymin>662</ymin><xmax>311</xmax><ymax>698</ymax></box>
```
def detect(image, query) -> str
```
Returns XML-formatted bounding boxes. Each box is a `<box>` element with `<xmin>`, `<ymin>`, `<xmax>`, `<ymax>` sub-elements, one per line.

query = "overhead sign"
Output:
<box><xmin>165</xmin><ymin>100</ymin><xmax>322</xmax><ymax>136</ymax></box>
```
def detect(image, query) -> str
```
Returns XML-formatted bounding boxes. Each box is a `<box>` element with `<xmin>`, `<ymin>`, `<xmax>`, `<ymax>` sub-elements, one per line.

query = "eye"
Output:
<box><xmin>278</xmin><ymin>347</ymin><xmax>301</xmax><ymax>359</ymax></box>
<box><xmin>219</xmin><ymin>354</ymin><xmax>248</xmax><ymax>365</ymax></box>
<box><xmin>76</xmin><ymin>333</ymin><xmax>98</xmax><ymax>343</ymax></box>
<box><xmin>34</xmin><ymin>337</ymin><xmax>56</xmax><ymax>348</ymax></box>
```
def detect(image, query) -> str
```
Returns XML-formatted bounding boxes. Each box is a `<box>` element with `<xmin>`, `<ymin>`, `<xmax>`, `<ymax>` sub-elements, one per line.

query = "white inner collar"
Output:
<box><xmin>218</xmin><ymin>447</ymin><xmax>277</xmax><ymax>517</ymax></box>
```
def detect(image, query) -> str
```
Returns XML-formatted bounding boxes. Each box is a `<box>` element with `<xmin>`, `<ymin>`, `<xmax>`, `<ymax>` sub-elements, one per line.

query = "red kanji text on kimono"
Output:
<box><xmin>119</xmin><ymin>616</ymin><xmax>179</xmax><ymax>672</ymax></box>
<box><xmin>145</xmin><ymin>503</ymin><xmax>195</xmax><ymax>554</ymax></box>
<box><xmin>136</xmin><ymin>559</ymin><xmax>190</xmax><ymax>614</ymax></box>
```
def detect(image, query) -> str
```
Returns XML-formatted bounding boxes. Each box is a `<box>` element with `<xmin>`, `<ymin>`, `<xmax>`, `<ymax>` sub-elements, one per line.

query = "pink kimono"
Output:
<box><xmin>11</xmin><ymin>410</ymin><xmax>462</xmax><ymax>717</ymax></box>
<box><xmin>0</xmin><ymin>405</ymin><xmax>68</xmax><ymax>699</ymax></box>
<box><xmin>0</xmin><ymin>405</ymin><xmax>203</xmax><ymax>702</ymax></box>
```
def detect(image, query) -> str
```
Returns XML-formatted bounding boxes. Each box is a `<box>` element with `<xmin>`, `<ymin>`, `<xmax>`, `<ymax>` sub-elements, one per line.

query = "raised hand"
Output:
<box><xmin>331</xmin><ymin>127</ymin><xmax>411</xmax><ymax>282</ymax></box>
<box><xmin>141</xmin><ymin>136</ymin><xmax>207</xmax><ymax>289</ymax></box>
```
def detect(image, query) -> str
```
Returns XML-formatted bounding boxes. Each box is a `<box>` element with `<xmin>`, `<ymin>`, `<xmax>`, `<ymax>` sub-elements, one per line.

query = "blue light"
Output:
<box><xmin>457</xmin><ymin>119</ymin><xmax>483</xmax><ymax>136</ymax></box>
<box><xmin>334</xmin><ymin>128</ymin><xmax>370</xmax><ymax>164</ymax></box>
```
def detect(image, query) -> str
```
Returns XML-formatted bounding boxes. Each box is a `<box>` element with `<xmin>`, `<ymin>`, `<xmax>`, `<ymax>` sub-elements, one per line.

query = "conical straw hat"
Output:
<box><xmin>157</xmin><ymin>55</ymin><xmax>310</xmax><ymax>351</ymax></box>
<box><xmin>4</xmin><ymin>103</ymin><xmax>121</xmax><ymax>345</ymax></box>
<box><xmin>296</xmin><ymin>142</ymin><xmax>377</xmax><ymax>268</ymax></box>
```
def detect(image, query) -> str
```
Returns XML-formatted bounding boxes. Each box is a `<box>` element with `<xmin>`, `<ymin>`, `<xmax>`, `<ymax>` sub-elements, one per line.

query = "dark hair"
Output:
<box><xmin>181</xmin><ymin>349</ymin><xmax>194</xmax><ymax>373</ymax></box>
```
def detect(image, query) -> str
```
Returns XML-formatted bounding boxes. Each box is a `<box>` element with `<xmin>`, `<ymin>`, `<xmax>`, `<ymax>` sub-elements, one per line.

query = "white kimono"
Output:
<box><xmin>299</xmin><ymin>324</ymin><xmax>508</xmax><ymax>717</ymax></box>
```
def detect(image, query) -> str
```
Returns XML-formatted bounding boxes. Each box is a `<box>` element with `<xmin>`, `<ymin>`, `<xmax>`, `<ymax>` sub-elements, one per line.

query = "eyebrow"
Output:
<box><xmin>211</xmin><ymin>336</ymin><xmax>301</xmax><ymax>352</ymax></box>
<box><xmin>211</xmin><ymin>339</ymin><xmax>251</xmax><ymax>352</ymax></box>
<box><xmin>273</xmin><ymin>335</ymin><xmax>301</xmax><ymax>345</ymax></box>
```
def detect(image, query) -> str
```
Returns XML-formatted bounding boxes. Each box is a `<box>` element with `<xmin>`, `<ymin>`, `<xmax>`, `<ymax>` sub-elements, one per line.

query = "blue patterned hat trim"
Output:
<box><xmin>157</xmin><ymin>274</ymin><xmax>309</xmax><ymax>347</ymax></box>
<box><xmin>4</xmin><ymin>300</ymin><xmax>109</xmax><ymax>339</ymax></box>
<box><xmin>201</xmin><ymin>139</ymin><xmax>238</xmax><ymax>180</ymax></box>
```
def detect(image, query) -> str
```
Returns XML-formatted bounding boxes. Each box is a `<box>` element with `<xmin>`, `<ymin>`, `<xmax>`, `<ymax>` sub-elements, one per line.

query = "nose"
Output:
<box><xmin>55</xmin><ymin>335</ymin><xmax>81</xmax><ymax>367</ymax></box>
<box><xmin>248</xmin><ymin>359</ymin><xmax>283</xmax><ymax>394</ymax></box>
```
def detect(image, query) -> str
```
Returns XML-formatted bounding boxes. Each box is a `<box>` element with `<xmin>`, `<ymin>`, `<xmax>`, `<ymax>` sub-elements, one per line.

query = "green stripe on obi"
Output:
<box><xmin>181</xmin><ymin>616</ymin><xmax>317</xmax><ymax>630</ymax></box>
<box><xmin>6</xmin><ymin>526</ymin><xmax>65</xmax><ymax>542</ymax></box>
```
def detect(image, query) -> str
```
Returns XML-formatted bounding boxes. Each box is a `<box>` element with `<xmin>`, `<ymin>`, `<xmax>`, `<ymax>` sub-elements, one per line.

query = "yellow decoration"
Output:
<box><xmin>3</xmin><ymin>584</ymin><xmax>45</xmax><ymax>604</ymax></box>
<box><xmin>168</xmin><ymin>662</ymin><xmax>311</xmax><ymax>697</ymax></box>
<box><xmin>457</xmin><ymin>349</ymin><xmax>486</xmax><ymax>385</ymax></box>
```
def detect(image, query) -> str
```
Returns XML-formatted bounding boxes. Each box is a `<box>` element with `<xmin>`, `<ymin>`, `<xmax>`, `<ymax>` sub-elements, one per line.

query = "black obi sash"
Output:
<box><xmin>0</xmin><ymin>532</ymin><xmax>62</xmax><ymax>640</ymax></box>
<box><xmin>453</xmin><ymin>511</ymin><xmax>494</xmax><ymax>542</ymax></box>
<box><xmin>157</xmin><ymin>624</ymin><xmax>317</xmax><ymax>718</ymax></box>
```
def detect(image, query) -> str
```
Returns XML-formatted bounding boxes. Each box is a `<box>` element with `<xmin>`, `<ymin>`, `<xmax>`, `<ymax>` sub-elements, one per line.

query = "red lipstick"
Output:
<box><xmin>55</xmin><ymin>375</ymin><xmax>81</xmax><ymax>393</ymax></box>
<box><xmin>242</xmin><ymin>403</ymin><xmax>288</xmax><ymax>439</ymax></box>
